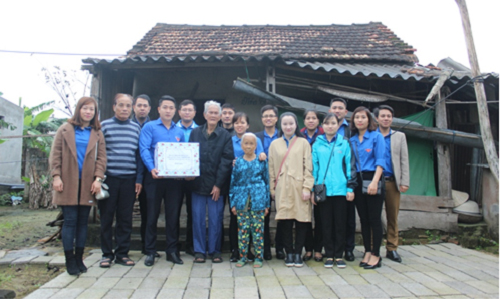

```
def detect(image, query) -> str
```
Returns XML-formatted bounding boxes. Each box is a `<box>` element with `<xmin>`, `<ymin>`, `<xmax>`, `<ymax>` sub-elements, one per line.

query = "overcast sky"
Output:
<box><xmin>0</xmin><ymin>0</ymin><xmax>497</xmax><ymax>110</ymax></box>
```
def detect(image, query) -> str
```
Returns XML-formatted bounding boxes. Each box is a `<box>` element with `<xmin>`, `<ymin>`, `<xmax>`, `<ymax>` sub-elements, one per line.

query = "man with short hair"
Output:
<box><xmin>221</xmin><ymin>103</ymin><xmax>235</xmax><ymax>134</ymax></box>
<box><xmin>189</xmin><ymin>101</ymin><xmax>233</xmax><ymax>263</ymax></box>
<box><xmin>374</xmin><ymin>105</ymin><xmax>410</xmax><ymax>263</ymax></box>
<box><xmin>132</xmin><ymin>94</ymin><xmax>157</xmax><ymax>258</ymax></box>
<box><xmin>329</xmin><ymin>97</ymin><xmax>356</xmax><ymax>262</ymax></box>
<box><xmin>256</xmin><ymin>104</ymin><xmax>283</xmax><ymax>260</ymax></box>
<box><xmin>133</xmin><ymin>94</ymin><xmax>151</xmax><ymax>126</ymax></box>
<box><xmin>176</xmin><ymin>99</ymin><xmax>198</xmax><ymax>256</ymax></box>
<box><xmin>139</xmin><ymin>95</ymin><xmax>185</xmax><ymax>266</ymax></box>
<box><xmin>99</xmin><ymin>93</ymin><xmax>143</xmax><ymax>267</ymax></box>
<box><xmin>219</xmin><ymin>102</ymin><xmax>235</xmax><ymax>253</ymax></box>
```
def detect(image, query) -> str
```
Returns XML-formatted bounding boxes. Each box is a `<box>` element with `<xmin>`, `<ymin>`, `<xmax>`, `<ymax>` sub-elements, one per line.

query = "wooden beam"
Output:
<box><xmin>423</xmin><ymin>71</ymin><xmax>451</xmax><ymax>106</ymax></box>
<box><xmin>317</xmin><ymin>85</ymin><xmax>388</xmax><ymax>102</ymax></box>
<box><xmin>436</xmin><ymin>91</ymin><xmax>452</xmax><ymax>198</ymax></box>
<box><xmin>400</xmin><ymin>195</ymin><xmax>454</xmax><ymax>213</ymax></box>
<box><xmin>456</xmin><ymin>0</ymin><xmax>499</xmax><ymax>183</ymax></box>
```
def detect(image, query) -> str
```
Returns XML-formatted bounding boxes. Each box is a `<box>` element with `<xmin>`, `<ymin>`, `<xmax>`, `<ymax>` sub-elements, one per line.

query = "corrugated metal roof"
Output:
<box><xmin>283</xmin><ymin>60</ymin><xmax>423</xmax><ymax>81</ymax></box>
<box><xmin>283</xmin><ymin>59</ymin><xmax>499</xmax><ymax>82</ymax></box>
<box><xmin>82</xmin><ymin>54</ymin><xmax>275</xmax><ymax>66</ymax></box>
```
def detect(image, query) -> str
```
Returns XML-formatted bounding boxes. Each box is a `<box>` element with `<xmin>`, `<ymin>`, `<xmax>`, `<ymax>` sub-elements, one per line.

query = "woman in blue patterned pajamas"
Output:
<box><xmin>229</xmin><ymin>133</ymin><xmax>270</xmax><ymax>268</ymax></box>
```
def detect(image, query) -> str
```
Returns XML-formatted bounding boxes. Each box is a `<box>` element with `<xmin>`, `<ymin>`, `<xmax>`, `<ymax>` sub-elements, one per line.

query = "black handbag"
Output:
<box><xmin>353</xmin><ymin>142</ymin><xmax>382</xmax><ymax>195</ymax></box>
<box><xmin>313</xmin><ymin>139</ymin><xmax>336</xmax><ymax>204</ymax></box>
<box><xmin>361</xmin><ymin>180</ymin><xmax>382</xmax><ymax>195</ymax></box>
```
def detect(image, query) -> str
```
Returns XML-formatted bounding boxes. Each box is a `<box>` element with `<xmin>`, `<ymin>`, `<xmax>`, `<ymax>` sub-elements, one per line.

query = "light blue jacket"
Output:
<box><xmin>312</xmin><ymin>134</ymin><xmax>357</xmax><ymax>196</ymax></box>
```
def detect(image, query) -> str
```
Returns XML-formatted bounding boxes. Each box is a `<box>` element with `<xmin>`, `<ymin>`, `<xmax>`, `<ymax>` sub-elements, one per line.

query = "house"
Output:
<box><xmin>0</xmin><ymin>96</ymin><xmax>24</xmax><ymax>190</ymax></box>
<box><xmin>82</xmin><ymin>23</ymin><xmax>499</xmax><ymax>234</ymax></box>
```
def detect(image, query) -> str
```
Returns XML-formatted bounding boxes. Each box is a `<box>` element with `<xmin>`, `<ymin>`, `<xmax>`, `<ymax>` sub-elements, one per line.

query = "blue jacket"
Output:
<box><xmin>312</xmin><ymin>134</ymin><xmax>357</xmax><ymax>195</ymax></box>
<box><xmin>229</xmin><ymin>158</ymin><xmax>270</xmax><ymax>211</ymax></box>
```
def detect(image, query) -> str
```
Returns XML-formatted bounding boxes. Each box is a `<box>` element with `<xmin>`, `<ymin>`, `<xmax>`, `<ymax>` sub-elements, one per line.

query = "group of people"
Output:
<box><xmin>49</xmin><ymin>94</ymin><xmax>409</xmax><ymax>276</ymax></box>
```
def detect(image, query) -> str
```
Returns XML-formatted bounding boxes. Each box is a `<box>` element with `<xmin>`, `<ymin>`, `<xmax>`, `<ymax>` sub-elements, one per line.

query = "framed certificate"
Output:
<box><xmin>154</xmin><ymin>142</ymin><xmax>200</xmax><ymax>178</ymax></box>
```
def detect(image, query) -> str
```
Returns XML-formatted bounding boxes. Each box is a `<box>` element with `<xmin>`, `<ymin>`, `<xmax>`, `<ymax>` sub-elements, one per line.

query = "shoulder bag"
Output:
<box><xmin>313</xmin><ymin>139</ymin><xmax>336</xmax><ymax>204</ymax></box>
<box><xmin>353</xmin><ymin>141</ymin><xmax>382</xmax><ymax>195</ymax></box>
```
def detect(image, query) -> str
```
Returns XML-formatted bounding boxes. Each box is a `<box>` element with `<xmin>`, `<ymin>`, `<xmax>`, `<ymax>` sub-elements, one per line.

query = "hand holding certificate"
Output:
<box><xmin>154</xmin><ymin>142</ymin><xmax>200</xmax><ymax>178</ymax></box>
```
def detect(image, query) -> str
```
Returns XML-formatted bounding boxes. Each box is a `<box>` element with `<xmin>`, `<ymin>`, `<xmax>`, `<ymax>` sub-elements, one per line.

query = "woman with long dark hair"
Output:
<box><xmin>349</xmin><ymin>106</ymin><xmax>385</xmax><ymax>269</ymax></box>
<box><xmin>50</xmin><ymin>97</ymin><xmax>107</xmax><ymax>275</ymax></box>
<box><xmin>300</xmin><ymin>109</ymin><xmax>324</xmax><ymax>262</ymax></box>
<box><xmin>268</xmin><ymin>112</ymin><xmax>314</xmax><ymax>267</ymax></box>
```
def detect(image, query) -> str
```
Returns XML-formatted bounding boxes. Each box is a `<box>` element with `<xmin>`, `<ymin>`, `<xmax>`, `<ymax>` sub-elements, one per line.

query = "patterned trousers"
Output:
<box><xmin>237</xmin><ymin>209</ymin><xmax>265</xmax><ymax>262</ymax></box>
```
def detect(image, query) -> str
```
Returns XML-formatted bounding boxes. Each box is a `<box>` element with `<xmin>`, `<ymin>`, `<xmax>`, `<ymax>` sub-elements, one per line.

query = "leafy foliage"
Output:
<box><xmin>23</xmin><ymin>101</ymin><xmax>66</xmax><ymax>154</ymax></box>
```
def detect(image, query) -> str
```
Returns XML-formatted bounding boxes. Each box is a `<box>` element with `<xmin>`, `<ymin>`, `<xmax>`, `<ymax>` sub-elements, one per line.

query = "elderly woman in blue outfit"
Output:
<box><xmin>349</xmin><ymin>106</ymin><xmax>386</xmax><ymax>269</ymax></box>
<box><xmin>229</xmin><ymin>133</ymin><xmax>270</xmax><ymax>268</ymax></box>
<box><xmin>227</xmin><ymin>112</ymin><xmax>267</xmax><ymax>262</ymax></box>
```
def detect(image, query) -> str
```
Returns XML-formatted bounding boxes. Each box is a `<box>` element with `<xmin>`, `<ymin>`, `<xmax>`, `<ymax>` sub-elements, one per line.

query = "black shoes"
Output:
<box><xmin>285</xmin><ymin>253</ymin><xmax>295</xmax><ymax>267</ymax></box>
<box><xmin>324</xmin><ymin>258</ymin><xmax>334</xmax><ymax>268</ymax></box>
<box><xmin>144</xmin><ymin>254</ymin><xmax>155</xmax><ymax>267</ymax></box>
<box><xmin>294</xmin><ymin>254</ymin><xmax>304</xmax><ymax>268</ymax></box>
<box><xmin>364</xmin><ymin>257</ymin><xmax>382</xmax><ymax>269</ymax></box>
<box><xmin>167</xmin><ymin>252</ymin><xmax>184</xmax><ymax>264</ymax></box>
<box><xmin>142</xmin><ymin>250</ymin><xmax>160</xmax><ymax>258</ymax></box>
<box><xmin>264</xmin><ymin>250</ymin><xmax>272</xmax><ymax>261</ymax></box>
<box><xmin>386</xmin><ymin>250</ymin><xmax>402</xmax><ymax>263</ymax></box>
<box><xmin>344</xmin><ymin>251</ymin><xmax>355</xmax><ymax>262</ymax></box>
<box><xmin>314</xmin><ymin>254</ymin><xmax>324</xmax><ymax>262</ymax></box>
<box><xmin>64</xmin><ymin>250</ymin><xmax>80</xmax><ymax>276</ymax></box>
<box><xmin>230</xmin><ymin>250</ymin><xmax>239</xmax><ymax>263</ymax></box>
<box><xmin>74</xmin><ymin>247</ymin><xmax>87</xmax><ymax>273</ymax></box>
<box><xmin>302</xmin><ymin>252</ymin><xmax>313</xmax><ymax>261</ymax></box>
<box><xmin>276</xmin><ymin>249</ymin><xmax>285</xmax><ymax>260</ymax></box>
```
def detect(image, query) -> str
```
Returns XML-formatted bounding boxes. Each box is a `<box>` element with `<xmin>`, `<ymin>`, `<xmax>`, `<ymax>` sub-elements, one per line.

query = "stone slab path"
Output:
<box><xmin>15</xmin><ymin>244</ymin><xmax>499</xmax><ymax>298</ymax></box>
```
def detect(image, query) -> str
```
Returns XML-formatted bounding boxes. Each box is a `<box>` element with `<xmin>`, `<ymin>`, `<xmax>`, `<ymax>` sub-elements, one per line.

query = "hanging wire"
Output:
<box><xmin>397</xmin><ymin>73</ymin><xmax>493</xmax><ymax>131</ymax></box>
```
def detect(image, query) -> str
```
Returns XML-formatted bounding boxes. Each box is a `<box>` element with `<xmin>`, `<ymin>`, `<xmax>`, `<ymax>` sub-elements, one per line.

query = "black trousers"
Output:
<box><xmin>280</xmin><ymin>219</ymin><xmax>308</xmax><ymax>255</ymax></box>
<box><xmin>345</xmin><ymin>200</ymin><xmax>356</xmax><ymax>252</ymax></box>
<box><xmin>177</xmin><ymin>179</ymin><xmax>194</xmax><ymax>250</ymax></box>
<box><xmin>304</xmin><ymin>206</ymin><xmax>323</xmax><ymax>253</ymax></box>
<box><xmin>98</xmin><ymin>175</ymin><xmax>136</xmax><ymax>260</ymax></box>
<box><xmin>354</xmin><ymin>172</ymin><xmax>385</xmax><ymax>257</ymax></box>
<box><xmin>319</xmin><ymin>196</ymin><xmax>347</xmax><ymax>259</ymax></box>
<box><xmin>220</xmin><ymin>195</ymin><xmax>239</xmax><ymax>252</ymax></box>
<box><xmin>274</xmin><ymin>212</ymin><xmax>285</xmax><ymax>252</ymax></box>
<box><xmin>263</xmin><ymin>207</ymin><xmax>271</xmax><ymax>254</ymax></box>
<box><xmin>145</xmin><ymin>177</ymin><xmax>183</xmax><ymax>254</ymax></box>
<box><xmin>137</xmin><ymin>175</ymin><xmax>149</xmax><ymax>251</ymax></box>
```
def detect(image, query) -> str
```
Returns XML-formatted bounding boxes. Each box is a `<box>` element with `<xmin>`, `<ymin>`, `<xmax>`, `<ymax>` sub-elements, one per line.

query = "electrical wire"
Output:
<box><xmin>0</xmin><ymin>49</ymin><xmax>123</xmax><ymax>56</ymax></box>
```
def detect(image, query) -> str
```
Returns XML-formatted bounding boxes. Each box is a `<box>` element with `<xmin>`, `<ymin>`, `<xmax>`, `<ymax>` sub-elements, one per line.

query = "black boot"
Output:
<box><xmin>64</xmin><ymin>250</ymin><xmax>80</xmax><ymax>276</ymax></box>
<box><xmin>285</xmin><ymin>253</ymin><xmax>295</xmax><ymax>267</ymax></box>
<box><xmin>75</xmin><ymin>247</ymin><xmax>87</xmax><ymax>273</ymax></box>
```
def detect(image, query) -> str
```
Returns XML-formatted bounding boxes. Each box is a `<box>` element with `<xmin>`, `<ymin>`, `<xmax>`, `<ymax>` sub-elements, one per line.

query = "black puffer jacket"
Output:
<box><xmin>189</xmin><ymin>124</ymin><xmax>234</xmax><ymax>196</ymax></box>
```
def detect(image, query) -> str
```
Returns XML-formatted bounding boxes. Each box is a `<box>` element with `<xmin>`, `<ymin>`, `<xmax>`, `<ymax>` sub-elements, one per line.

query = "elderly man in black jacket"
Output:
<box><xmin>188</xmin><ymin>100</ymin><xmax>234</xmax><ymax>263</ymax></box>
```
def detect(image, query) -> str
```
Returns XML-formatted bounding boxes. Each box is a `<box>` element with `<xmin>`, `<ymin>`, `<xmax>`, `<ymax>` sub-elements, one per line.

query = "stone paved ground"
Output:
<box><xmin>17</xmin><ymin>243</ymin><xmax>499</xmax><ymax>298</ymax></box>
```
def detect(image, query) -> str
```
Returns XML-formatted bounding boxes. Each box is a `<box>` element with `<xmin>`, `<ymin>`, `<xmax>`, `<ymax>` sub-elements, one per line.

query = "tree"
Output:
<box><xmin>22</xmin><ymin>102</ymin><xmax>66</xmax><ymax>209</ymax></box>
<box><xmin>41</xmin><ymin>66</ymin><xmax>91</xmax><ymax>117</ymax></box>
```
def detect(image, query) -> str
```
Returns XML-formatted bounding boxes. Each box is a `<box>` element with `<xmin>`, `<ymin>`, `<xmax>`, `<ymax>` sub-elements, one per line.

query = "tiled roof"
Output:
<box><xmin>127</xmin><ymin>23</ymin><xmax>417</xmax><ymax>63</ymax></box>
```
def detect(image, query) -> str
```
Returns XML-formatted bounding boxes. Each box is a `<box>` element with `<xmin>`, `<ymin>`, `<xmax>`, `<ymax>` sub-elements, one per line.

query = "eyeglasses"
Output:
<box><xmin>180</xmin><ymin>109</ymin><xmax>194</xmax><ymax>113</ymax></box>
<box><xmin>262</xmin><ymin>114</ymin><xmax>276</xmax><ymax>119</ymax></box>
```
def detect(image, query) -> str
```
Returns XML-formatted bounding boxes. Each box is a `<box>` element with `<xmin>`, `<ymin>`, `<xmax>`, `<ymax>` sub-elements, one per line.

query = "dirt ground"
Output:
<box><xmin>0</xmin><ymin>264</ymin><xmax>61</xmax><ymax>298</ymax></box>
<box><xmin>0</xmin><ymin>203</ymin><xmax>61</xmax><ymax>251</ymax></box>
<box><xmin>0</xmin><ymin>203</ymin><xmax>63</xmax><ymax>298</ymax></box>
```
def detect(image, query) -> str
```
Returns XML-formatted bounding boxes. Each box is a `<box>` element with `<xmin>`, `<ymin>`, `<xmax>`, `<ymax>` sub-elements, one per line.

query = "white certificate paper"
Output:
<box><xmin>155</xmin><ymin>142</ymin><xmax>200</xmax><ymax>178</ymax></box>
